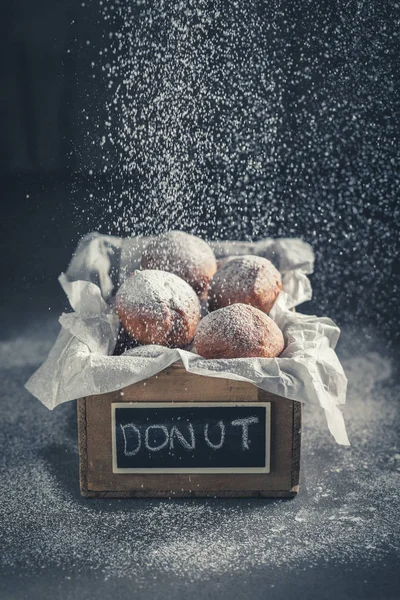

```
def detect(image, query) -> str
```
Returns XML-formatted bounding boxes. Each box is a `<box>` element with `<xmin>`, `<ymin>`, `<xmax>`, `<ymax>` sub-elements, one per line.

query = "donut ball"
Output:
<box><xmin>141</xmin><ymin>231</ymin><xmax>217</xmax><ymax>300</ymax></box>
<box><xmin>208</xmin><ymin>255</ymin><xmax>282</xmax><ymax>314</ymax></box>
<box><xmin>194</xmin><ymin>304</ymin><xmax>285</xmax><ymax>359</ymax></box>
<box><xmin>116</xmin><ymin>270</ymin><xmax>201</xmax><ymax>348</ymax></box>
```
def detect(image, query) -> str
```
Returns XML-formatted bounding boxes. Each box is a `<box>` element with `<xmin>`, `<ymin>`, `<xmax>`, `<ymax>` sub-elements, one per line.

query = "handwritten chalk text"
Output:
<box><xmin>120</xmin><ymin>417</ymin><xmax>259</xmax><ymax>456</ymax></box>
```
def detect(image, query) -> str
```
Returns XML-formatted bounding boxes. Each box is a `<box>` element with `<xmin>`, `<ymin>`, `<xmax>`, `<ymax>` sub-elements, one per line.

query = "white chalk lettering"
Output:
<box><xmin>204</xmin><ymin>420</ymin><xmax>225</xmax><ymax>450</ymax></box>
<box><xmin>145</xmin><ymin>424</ymin><xmax>169</xmax><ymax>452</ymax></box>
<box><xmin>120</xmin><ymin>423</ymin><xmax>141</xmax><ymax>456</ymax></box>
<box><xmin>231</xmin><ymin>416</ymin><xmax>259</xmax><ymax>450</ymax></box>
<box><xmin>170</xmin><ymin>423</ymin><xmax>195</xmax><ymax>451</ymax></box>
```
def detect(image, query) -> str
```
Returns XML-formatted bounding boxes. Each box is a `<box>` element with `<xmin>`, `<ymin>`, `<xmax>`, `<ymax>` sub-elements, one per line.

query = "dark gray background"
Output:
<box><xmin>0</xmin><ymin>1</ymin><xmax>399</xmax><ymax>598</ymax></box>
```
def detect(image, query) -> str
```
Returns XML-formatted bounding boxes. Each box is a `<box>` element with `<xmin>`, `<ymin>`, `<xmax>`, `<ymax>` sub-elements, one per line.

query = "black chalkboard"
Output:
<box><xmin>112</xmin><ymin>402</ymin><xmax>270</xmax><ymax>473</ymax></box>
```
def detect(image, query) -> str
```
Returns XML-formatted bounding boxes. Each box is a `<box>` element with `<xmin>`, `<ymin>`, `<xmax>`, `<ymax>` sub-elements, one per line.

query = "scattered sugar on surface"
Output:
<box><xmin>1</xmin><ymin>318</ymin><xmax>399</xmax><ymax>585</ymax></box>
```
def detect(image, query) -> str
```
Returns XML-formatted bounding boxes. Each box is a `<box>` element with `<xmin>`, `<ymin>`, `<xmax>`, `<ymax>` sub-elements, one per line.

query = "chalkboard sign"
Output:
<box><xmin>111</xmin><ymin>402</ymin><xmax>270</xmax><ymax>473</ymax></box>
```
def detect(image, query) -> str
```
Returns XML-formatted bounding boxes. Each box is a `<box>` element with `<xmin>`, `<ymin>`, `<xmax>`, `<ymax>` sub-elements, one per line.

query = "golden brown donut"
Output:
<box><xmin>116</xmin><ymin>270</ymin><xmax>201</xmax><ymax>348</ymax></box>
<box><xmin>208</xmin><ymin>255</ymin><xmax>282</xmax><ymax>314</ymax></box>
<box><xmin>194</xmin><ymin>304</ymin><xmax>285</xmax><ymax>359</ymax></box>
<box><xmin>141</xmin><ymin>231</ymin><xmax>217</xmax><ymax>300</ymax></box>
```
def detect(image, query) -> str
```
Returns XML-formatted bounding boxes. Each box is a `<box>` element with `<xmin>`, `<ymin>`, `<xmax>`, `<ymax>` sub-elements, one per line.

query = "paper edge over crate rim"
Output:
<box><xmin>63</xmin><ymin>232</ymin><xmax>315</xmax><ymax>308</ymax></box>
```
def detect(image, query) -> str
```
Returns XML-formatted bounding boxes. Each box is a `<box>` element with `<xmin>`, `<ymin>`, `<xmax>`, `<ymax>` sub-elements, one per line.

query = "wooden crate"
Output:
<box><xmin>77</xmin><ymin>363</ymin><xmax>301</xmax><ymax>498</ymax></box>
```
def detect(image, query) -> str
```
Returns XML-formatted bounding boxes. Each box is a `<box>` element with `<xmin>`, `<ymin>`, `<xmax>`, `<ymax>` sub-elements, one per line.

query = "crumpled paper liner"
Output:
<box><xmin>25</xmin><ymin>233</ymin><xmax>349</xmax><ymax>445</ymax></box>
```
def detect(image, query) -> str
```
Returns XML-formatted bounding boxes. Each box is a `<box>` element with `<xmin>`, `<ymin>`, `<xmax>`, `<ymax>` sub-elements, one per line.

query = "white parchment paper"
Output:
<box><xmin>25</xmin><ymin>232</ymin><xmax>349</xmax><ymax>445</ymax></box>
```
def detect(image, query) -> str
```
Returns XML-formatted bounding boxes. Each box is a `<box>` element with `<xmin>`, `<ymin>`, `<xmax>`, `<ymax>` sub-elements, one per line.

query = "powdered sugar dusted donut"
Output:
<box><xmin>208</xmin><ymin>255</ymin><xmax>282</xmax><ymax>314</ymax></box>
<box><xmin>141</xmin><ymin>231</ymin><xmax>217</xmax><ymax>300</ymax></box>
<box><xmin>194</xmin><ymin>304</ymin><xmax>284</xmax><ymax>359</ymax></box>
<box><xmin>116</xmin><ymin>270</ymin><xmax>201</xmax><ymax>348</ymax></box>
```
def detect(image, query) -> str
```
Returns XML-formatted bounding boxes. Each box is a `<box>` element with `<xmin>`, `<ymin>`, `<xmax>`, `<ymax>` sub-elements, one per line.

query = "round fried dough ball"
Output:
<box><xmin>194</xmin><ymin>303</ymin><xmax>285</xmax><ymax>359</ymax></box>
<box><xmin>141</xmin><ymin>231</ymin><xmax>217</xmax><ymax>300</ymax></box>
<box><xmin>116</xmin><ymin>270</ymin><xmax>201</xmax><ymax>348</ymax></box>
<box><xmin>208</xmin><ymin>255</ymin><xmax>282</xmax><ymax>314</ymax></box>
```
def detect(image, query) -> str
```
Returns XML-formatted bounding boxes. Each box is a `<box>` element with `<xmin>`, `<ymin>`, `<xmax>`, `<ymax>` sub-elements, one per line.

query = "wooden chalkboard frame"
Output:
<box><xmin>77</xmin><ymin>363</ymin><xmax>301</xmax><ymax>498</ymax></box>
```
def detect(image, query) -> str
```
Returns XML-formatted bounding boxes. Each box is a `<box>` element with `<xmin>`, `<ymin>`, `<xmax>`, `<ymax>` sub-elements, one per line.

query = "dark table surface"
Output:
<box><xmin>0</xmin><ymin>284</ymin><xmax>399</xmax><ymax>600</ymax></box>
